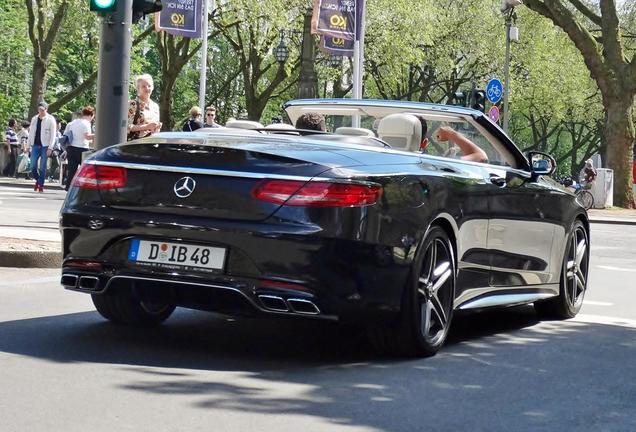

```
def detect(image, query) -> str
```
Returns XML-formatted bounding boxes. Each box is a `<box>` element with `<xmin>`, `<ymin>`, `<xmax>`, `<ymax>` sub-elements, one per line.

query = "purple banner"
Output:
<box><xmin>155</xmin><ymin>0</ymin><xmax>203</xmax><ymax>39</ymax></box>
<box><xmin>319</xmin><ymin>36</ymin><xmax>354</xmax><ymax>57</ymax></box>
<box><xmin>311</xmin><ymin>0</ymin><xmax>357</xmax><ymax>40</ymax></box>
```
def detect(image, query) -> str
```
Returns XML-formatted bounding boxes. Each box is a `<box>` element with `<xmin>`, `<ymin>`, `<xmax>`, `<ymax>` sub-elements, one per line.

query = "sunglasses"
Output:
<box><xmin>206</xmin><ymin>113</ymin><xmax>215</xmax><ymax>116</ymax></box>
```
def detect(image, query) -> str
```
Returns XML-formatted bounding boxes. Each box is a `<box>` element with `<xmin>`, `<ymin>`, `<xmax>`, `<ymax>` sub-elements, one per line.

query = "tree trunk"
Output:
<box><xmin>159</xmin><ymin>72</ymin><xmax>178</xmax><ymax>131</ymax></box>
<box><xmin>29</xmin><ymin>58</ymin><xmax>47</xmax><ymax>117</ymax></box>
<box><xmin>604</xmin><ymin>97</ymin><xmax>635</xmax><ymax>208</ymax></box>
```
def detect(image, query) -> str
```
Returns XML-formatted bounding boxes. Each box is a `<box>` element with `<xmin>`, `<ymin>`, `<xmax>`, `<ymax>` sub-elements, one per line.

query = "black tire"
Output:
<box><xmin>534</xmin><ymin>220</ymin><xmax>589</xmax><ymax>319</ymax></box>
<box><xmin>91</xmin><ymin>292</ymin><xmax>175</xmax><ymax>326</ymax></box>
<box><xmin>368</xmin><ymin>226</ymin><xmax>456</xmax><ymax>357</ymax></box>
<box><xmin>576</xmin><ymin>190</ymin><xmax>594</xmax><ymax>210</ymax></box>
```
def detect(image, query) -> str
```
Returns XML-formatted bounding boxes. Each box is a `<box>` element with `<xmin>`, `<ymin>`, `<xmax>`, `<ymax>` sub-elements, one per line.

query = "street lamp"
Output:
<box><xmin>274</xmin><ymin>30</ymin><xmax>289</xmax><ymax>64</ymax></box>
<box><xmin>328</xmin><ymin>55</ymin><xmax>343</xmax><ymax>69</ymax></box>
<box><xmin>501</xmin><ymin>0</ymin><xmax>521</xmax><ymax>133</ymax></box>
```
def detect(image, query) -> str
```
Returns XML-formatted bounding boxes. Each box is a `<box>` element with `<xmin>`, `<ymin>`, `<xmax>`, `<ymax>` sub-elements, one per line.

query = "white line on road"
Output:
<box><xmin>584</xmin><ymin>300</ymin><xmax>613</xmax><ymax>306</ymax></box>
<box><xmin>574</xmin><ymin>314</ymin><xmax>636</xmax><ymax>329</ymax></box>
<box><xmin>0</xmin><ymin>276</ymin><xmax>59</xmax><ymax>288</ymax></box>
<box><xmin>597</xmin><ymin>265</ymin><xmax>636</xmax><ymax>273</ymax></box>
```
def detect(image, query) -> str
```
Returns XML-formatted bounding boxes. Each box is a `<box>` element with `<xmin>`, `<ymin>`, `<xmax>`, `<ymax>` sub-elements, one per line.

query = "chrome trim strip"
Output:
<box><xmin>454</xmin><ymin>284</ymin><xmax>559</xmax><ymax>309</ymax></box>
<box><xmin>98</xmin><ymin>275</ymin><xmax>337</xmax><ymax>320</ymax></box>
<box><xmin>458</xmin><ymin>292</ymin><xmax>557</xmax><ymax>310</ymax></box>
<box><xmin>85</xmin><ymin>160</ymin><xmax>330</xmax><ymax>182</ymax></box>
<box><xmin>286</xmin><ymin>298</ymin><xmax>321</xmax><ymax>315</ymax></box>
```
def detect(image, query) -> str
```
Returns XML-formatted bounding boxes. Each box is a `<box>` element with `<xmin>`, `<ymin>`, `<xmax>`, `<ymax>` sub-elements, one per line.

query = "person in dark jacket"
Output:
<box><xmin>182</xmin><ymin>106</ymin><xmax>204</xmax><ymax>132</ymax></box>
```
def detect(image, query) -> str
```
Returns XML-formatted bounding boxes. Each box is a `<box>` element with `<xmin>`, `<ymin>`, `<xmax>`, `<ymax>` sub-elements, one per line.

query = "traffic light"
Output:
<box><xmin>132</xmin><ymin>0</ymin><xmax>162</xmax><ymax>24</ymax></box>
<box><xmin>90</xmin><ymin>0</ymin><xmax>117</xmax><ymax>13</ymax></box>
<box><xmin>471</xmin><ymin>89</ymin><xmax>486</xmax><ymax>112</ymax></box>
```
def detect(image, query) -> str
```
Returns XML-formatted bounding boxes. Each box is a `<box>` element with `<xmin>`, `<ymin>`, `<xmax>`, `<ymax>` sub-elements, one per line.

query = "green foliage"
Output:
<box><xmin>0</xmin><ymin>0</ymin><xmax>615</xmax><ymax>173</ymax></box>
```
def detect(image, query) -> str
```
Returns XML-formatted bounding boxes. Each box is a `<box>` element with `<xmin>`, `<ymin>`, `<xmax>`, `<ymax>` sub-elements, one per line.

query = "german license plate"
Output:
<box><xmin>128</xmin><ymin>239</ymin><xmax>225</xmax><ymax>270</ymax></box>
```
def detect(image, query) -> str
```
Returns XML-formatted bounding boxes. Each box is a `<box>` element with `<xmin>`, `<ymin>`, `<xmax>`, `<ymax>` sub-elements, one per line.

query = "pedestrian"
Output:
<box><xmin>47</xmin><ymin>117</ymin><xmax>63</xmax><ymax>182</ymax></box>
<box><xmin>15</xmin><ymin>121</ymin><xmax>30</xmax><ymax>178</ymax></box>
<box><xmin>204</xmin><ymin>105</ymin><xmax>221</xmax><ymax>128</ymax></box>
<box><xmin>182</xmin><ymin>106</ymin><xmax>204</xmax><ymax>131</ymax></box>
<box><xmin>27</xmin><ymin>101</ymin><xmax>57</xmax><ymax>192</ymax></box>
<box><xmin>3</xmin><ymin>119</ymin><xmax>19</xmax><ymax>177</ymax></box>
<box><xmin>64</xmin><ymin>106</ymin><xmax>95</xmax><ymax>191</ymax></box>
<box><xmin>127</xmin><ymin>73</ymin><xmax>161</xmax><ymax>140</ymax></box>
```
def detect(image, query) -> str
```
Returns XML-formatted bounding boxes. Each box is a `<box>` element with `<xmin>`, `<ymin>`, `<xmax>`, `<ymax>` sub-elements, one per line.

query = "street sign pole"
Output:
<box><xmin>503</xmin><ymin>15</ymin><xmax>511</xmax><ymax>133</ymax></box>
<box><xmin>95</xmin><ymin>0</ymin><xmax>133</xmax><ymax>150</ymax></box>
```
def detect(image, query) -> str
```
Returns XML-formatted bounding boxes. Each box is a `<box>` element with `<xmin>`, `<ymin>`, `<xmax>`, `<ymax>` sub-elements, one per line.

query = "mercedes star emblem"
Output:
<box><xmin>174</xmin><ymin>176</ymin><xmax>196</xmax><ymax>198</ymax></box>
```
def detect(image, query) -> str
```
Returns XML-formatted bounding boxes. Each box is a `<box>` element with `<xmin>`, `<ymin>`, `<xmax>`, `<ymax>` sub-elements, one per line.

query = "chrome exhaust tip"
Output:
<box><xmin>78</xmin><ymin>276</ymin><xmax>100</xmax><ymax>291</ymax></box>
<box><xmin>61</xmin><ymin>274</ymin><xmax>78</xmax><ymax>289</ymax></box>
<box><xmin>258</xmin><ymin>295</ymin><xmax>289</xmax><ymax>312</ymax></box>
<box><xmin>287</xmin><ymin>298</ymin><xmax>320</xmax><ymax>315</ymax></box>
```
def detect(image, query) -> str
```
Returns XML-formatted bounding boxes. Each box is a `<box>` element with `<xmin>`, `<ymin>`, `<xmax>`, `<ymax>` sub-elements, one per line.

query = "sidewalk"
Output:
<box><xmin>587</xmin><ymin>208</ymin><xmax>636</xmax><ymax>225</ymax></box>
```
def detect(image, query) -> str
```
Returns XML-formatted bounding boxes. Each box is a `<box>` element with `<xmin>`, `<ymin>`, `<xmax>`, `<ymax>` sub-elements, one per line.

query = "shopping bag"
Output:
<box><xmin>17</xmin><ymin>153</ymin><xmax>30</xmax><ymax>173</ymax></box>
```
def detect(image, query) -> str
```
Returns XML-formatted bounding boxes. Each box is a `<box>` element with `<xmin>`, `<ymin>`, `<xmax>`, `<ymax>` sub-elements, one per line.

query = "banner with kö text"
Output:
<box><xmin>155</xmin><ymin>0</ymin><xmax>203</xmax><ymax>39</ymax></box>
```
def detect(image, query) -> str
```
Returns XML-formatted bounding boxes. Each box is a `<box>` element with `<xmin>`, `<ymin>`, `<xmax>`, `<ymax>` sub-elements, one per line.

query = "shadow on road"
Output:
<box><xmin>0</xmin><ymin>307</ymin><xmax>635</xmax><ymax>431</ymax></box>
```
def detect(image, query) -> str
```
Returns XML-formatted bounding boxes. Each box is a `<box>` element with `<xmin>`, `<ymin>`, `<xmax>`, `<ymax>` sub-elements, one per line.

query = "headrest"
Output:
<box><xmin>264</xmin><ymin>123</ymin><xmax>295</xmax><ymax>129</ymax></box>
<box><xmin>335</xmin><ymin>127</ymin><xmax>376</xmax><ymax>137</ymax></box>
<box><xmin>225</xmin><ymin>120</ymin><xmax>264</xmax><ymax>130</ymax></box>
<box><xmin>377</xmin><ymin>113</ymin><xmax>422</xmax><ymax>151</ymax></box>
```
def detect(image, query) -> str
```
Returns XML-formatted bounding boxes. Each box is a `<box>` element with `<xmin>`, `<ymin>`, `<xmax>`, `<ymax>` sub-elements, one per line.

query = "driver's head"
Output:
<box><xmin>295</xmin><ymin>113</ymin><xmax>326</xmax><ymax>131</ymax></box>
<box><xmin>417</xmin><ymin>116</ymin><xmax>429</xmax><ymax>151</ymax></box>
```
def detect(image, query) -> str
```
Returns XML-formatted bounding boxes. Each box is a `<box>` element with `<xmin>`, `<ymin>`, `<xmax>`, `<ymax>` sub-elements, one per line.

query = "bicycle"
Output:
<box><xmin>573</xmin><ymin>183</ymin><xmax>594</xmax><ymax>210</ymax></box>
<box><xmin>558</xmin><ymin>176</ymin><xmax>594</xmax><ymax>210</ymax></box>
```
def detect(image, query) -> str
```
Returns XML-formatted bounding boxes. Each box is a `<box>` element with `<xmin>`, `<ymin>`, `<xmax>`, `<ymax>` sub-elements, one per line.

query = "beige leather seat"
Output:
<box><xmin>225</xmin><ymin>120</ymin><xmax>264</xmax><ymax>130</ymax></box>
<box><xmin>335</xmin><ymin>126</ymin><xmax>376</xmax><ymax>137</ymax></box>
<box><xmin>377</xmin><ymin>113</ymin><xmax>422</xmax><ymax>151</ymax></box>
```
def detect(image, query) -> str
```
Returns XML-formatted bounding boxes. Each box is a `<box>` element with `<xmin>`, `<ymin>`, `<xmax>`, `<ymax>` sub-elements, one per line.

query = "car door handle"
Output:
<box><xmin>490</xmin><ymin>175</ymin><xmax>506</xmax><ymax>187</ymax></box>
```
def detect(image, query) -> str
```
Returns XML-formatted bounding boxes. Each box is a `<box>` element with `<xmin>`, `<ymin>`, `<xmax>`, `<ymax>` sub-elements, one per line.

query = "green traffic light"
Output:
<box><xmin>94</xmin><ymin>0</ymin><xmax>115</xmax><ymax>7</ymax></box>
<box><xmin>90</xmin><ymin>0</ymin><xmax>117</xmax><ymax>12</ymax></box>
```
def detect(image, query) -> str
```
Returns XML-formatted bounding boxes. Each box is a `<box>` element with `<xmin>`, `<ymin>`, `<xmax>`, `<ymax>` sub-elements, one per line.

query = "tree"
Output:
<box><xmin>524</xmin><ymin>0</ymin><xmax>635</xmax><ymax>208</ymax></box>
<box><xmin>24</xmin><ymin>0</ymin><xmax>70</xmax><ymax>116</ymax></box>
<box><xmin>212</xmin><ymin>0</ymin><xmax>305</xmax><ymax>121</ymax></box>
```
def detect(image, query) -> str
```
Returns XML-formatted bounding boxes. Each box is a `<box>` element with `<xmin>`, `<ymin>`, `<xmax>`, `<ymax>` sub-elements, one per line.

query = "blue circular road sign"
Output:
<box><xmin>486</xmin><ymin>79</ymin><xmax>503</xmax><ymax>104</ymax></box>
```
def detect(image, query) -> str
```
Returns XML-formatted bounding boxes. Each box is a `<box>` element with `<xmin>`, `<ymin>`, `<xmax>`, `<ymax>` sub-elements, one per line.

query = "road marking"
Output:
<box><xmin>584</xmin><ymin>300</ymin><xmax>613</xmax><ymax>306</ymax></box>
<box><xmin>574</xmin><ymin>314</ymin><xmax>636</xmax><ymax>329</ymax></box>
<box><xmin>597</xmin><ymin>265</ymin><xmax>636</xmax><ymax>273</ymax></box>
<box><xmin>0</xmin><ymin>276</ymin><xmax>59</xmax><ymax>288</ymax></box>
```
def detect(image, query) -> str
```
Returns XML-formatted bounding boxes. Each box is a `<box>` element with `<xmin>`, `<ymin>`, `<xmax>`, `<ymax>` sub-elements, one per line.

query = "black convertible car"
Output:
<box><xmin>60</xmin><ymin>99</ymin><xmax>590</xmax><ymax>357</ymax></box>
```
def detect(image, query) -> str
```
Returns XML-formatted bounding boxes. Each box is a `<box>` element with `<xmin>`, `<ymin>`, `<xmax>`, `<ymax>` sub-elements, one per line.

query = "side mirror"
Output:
<box><xmin>526</xmin><ymin>151</ymin><xmax>556</xmax><ymax>178</ymax></box>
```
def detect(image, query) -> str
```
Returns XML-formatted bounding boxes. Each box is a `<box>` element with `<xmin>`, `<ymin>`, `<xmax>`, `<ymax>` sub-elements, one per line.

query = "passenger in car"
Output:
<box><xmin>418</xmin><ymin>116</ymin><xmax>488</xmax><ymax>162</ymax></box>
<box><xmin>295</xmin><ymin>113</ymin><xmax>326</xmax><ymax>132</ymax></box>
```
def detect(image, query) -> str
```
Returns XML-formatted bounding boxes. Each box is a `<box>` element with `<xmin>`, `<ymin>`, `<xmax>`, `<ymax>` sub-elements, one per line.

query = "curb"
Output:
<box><xmin>0</xmin><ymin>250</ymin><xmax>61</xmax><ymax>268</ymax></box>
<box><xmin>0</xmin><ymin>181</ymin><xmax>64</xmax><ymax>191</ymax></box>
<box><xmin>589</xmin><ymin>218</ymin><xmax>636</xmax><ymax>226</ymax></box>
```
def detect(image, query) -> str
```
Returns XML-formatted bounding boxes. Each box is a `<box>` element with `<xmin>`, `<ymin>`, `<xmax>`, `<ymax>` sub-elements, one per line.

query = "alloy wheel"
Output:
<box><xmin>565</xmin><ymin>226</ymin><xmax>588</xmax><ymax>310</ymax></box>
<box><xmin>417</xmin><ymin>237</ymin><xmax>454</xmax><ymax>345</ymax></box>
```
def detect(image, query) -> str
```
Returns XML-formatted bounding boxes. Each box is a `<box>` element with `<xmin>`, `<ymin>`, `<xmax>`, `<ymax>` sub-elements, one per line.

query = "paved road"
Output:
<box><xmin>0</xmin><ymin>224</ymin><xmax>635</xmax><ymax>432</ymax></box>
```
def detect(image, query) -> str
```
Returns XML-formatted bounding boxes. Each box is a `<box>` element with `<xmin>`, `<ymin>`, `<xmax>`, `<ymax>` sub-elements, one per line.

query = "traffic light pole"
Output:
<box><xmin>95</xmin><ymin>0</ymin><xmax>133</xmax><ymax>150</ymax></box>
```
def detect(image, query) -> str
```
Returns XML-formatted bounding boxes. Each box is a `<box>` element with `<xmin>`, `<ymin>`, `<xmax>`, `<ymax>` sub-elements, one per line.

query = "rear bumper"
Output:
<box><xmin>60</xmin><ymin>209</ymin><xmax>412</xmax><ymax>324</ymax></box>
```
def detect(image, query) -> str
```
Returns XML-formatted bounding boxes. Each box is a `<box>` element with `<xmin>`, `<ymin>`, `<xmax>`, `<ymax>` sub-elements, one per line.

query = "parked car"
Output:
<box><xmin>59</xmin><ymin>99</ymin><xmax>590</xmax><ymax>357</ymax></box>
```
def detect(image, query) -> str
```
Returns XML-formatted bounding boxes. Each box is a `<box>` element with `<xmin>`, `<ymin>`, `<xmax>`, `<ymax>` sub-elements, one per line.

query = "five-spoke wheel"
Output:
<box><xmin>368</xmin><ymin>225</ymin><xmax>456</xmax><ymax>357</ymax></box>
<box><xmin>535</xmin><ymin>220</ymin><xmax>589</xmax><ymax>319</ymax></box>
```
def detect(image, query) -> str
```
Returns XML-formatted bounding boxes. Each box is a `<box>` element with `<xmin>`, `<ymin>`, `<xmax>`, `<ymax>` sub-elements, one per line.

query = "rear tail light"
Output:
<box><xmin>252</xmin><ymin>180</ymin><xmax>382</xmax><ymax>207</ymax></box>
<box><xmin>73</xmin><ymin>164</ymin><xmax>127</xmax><ymax>189</ymax></box>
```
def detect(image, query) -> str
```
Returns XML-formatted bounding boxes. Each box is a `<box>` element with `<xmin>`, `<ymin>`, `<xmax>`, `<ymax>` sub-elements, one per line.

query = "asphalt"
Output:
<box><xmin>1</xmin><ymin>177</ymin><xmax>635</xmax><ymax>268</ymax></box>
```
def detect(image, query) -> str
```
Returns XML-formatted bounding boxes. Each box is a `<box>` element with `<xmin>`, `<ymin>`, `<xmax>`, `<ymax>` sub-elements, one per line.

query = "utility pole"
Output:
<box><xmin>503</xmin><ymin>13</ymin><xmax>512</xmax><ymax>133</ymax></box>
<box><xmin>94</xmin><ymin>0</ymin><xmax>133</xmax><ymax>150</ymax></box>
